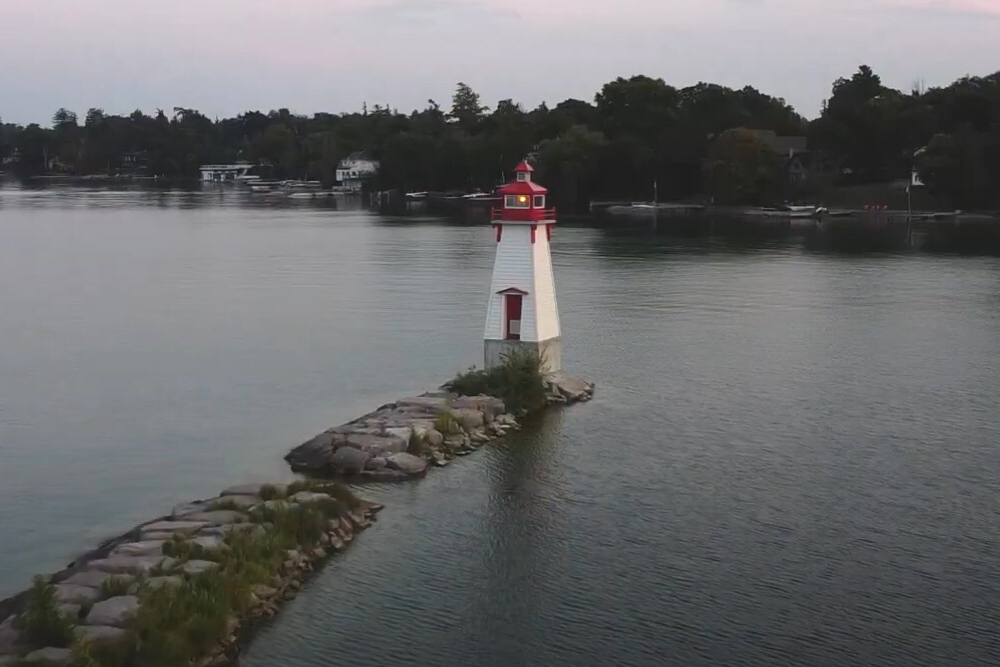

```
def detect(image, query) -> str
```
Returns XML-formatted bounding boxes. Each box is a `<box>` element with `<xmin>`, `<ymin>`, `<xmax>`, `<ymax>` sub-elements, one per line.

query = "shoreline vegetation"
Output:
<box><xmin>0</xmin><ymin>352</ymin><xmax>594</xmax><ymax>666</ymax></box>
<box><xmin>2</xmin><ymin>67</ymin><xmax>999</xmax><ymax>212</ymax></box>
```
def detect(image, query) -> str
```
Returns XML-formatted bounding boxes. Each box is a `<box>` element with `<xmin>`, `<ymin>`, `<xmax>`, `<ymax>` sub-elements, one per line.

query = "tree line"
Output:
<box><xmin>1</xmin><ymin>66</ymin><xmax>998</xmax><ymax>210</ymax></box>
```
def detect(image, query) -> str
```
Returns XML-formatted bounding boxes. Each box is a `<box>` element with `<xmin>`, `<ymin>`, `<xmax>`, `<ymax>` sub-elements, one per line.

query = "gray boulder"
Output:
<box><xmin>53</xmin><ymin>584</ymin><xmax>102</xmax><ymax>605</ymax></box>
<box><xmin>62</xmin><ymin>571</ymin><xmax>134</xmax><ymax>590</ymax></box>
<box><xmin>86</xmin><ymin>555</ymin><xmax>175</xmax><ymax>576</ymax></box>
<box><xmin>139</xmin><ymin>531</ymin><xmax>177</xmax><ymax>541</ymax></box>
<box><xmin>386</xmin><ymin>453</ymin><xmax>428</xmax><ymax>475</ymax></box>
<box><xmin>22</xmin><ymin>647</ymin><xmax>73</xmax><ymax>665</ymax></box>
<box><xmin>284</xmin><ymin>433</ymin><xmax>336</xmax><ymax>469</ymax></box>
<box><xmin>551</xmin><ymin>377</ymin><xmax>594</xmax><ymax>402</ymax></box>
<box><xmin>112</xmin><ymin>540</ymin><xmax>166</xmax><ymax>557</ymax></box>
<box><xmin>85</xmin><ymin>596</ymin><xmax>139</xmax><ymax>628</ymax></box>
<box><xmin>341</xmin><ymin>432</ymin><xmax>406</xmax><ymax>455</ymax></box>
<box><xmin>189</xmin><ymin>535</ymin><xmax>227</xmax><ymax>551</ymax></box>
<box><xmin>288</xmin><ymin>491</ymin><xmax>333</xmax><ymax>505</ymax></box>
<box><xmin>366</xmin><ymin>457</ymin><xmax>388</xmax><ymax>471</ymax></box>
<box><xmin>141</xmin><ymin>520</ymin><xmax>208</xmax><ymax>534</ymax></box>
<box><xmin>330</xmin><ymin>446</ymin><xmax>372</xmax><ymax>473</ymax></box>
<box><xmin>396</xmin><ymin>396</ymin><xmax>450</xmax><ymax>412</ymax></box>
<box><xmin>451</xmin><ymin>395</ymin><xmax>506</xmax><ymax>421</ymax></box>
<box><xmin>451</xmin><ymin>408</ymin><xmax>485</xmax><ymax>429</ymax></box>
<box><xmin>178</xmin><ymin>510</ymin><xmax>244</xmax><ymax>525</ymax></box>
<box><xmin>74</xmin><ymin>625</ymin><xmax>126</xmax><ymax>645</ymax></box>
<box><xmin>182</xmin><ymin>560</ymin><xmax>220</xmax><ymax>576</ymax></box>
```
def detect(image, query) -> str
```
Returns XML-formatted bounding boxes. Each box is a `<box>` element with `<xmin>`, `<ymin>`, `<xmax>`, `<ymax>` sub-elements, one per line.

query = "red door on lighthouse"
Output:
<box><xmin>504</xmin><ymin>293</ymin><xmax>523</xmax><ymax>340</ymax></box>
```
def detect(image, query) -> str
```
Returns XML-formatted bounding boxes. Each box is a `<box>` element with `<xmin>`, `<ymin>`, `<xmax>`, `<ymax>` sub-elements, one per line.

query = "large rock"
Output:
<box><xmin>112</xmin><ymin>540</ymin><xmax>166</xmax><ymax>557</ymax></box>
<box><xmin>425</xmin><ymin>429</ymin><xmax>444</xmax><ymax>447</ymax></box>
<box><xmin>550</xmin><ymin>377</ymin><xmax>595</xmax><ymax>402</ymax></box>
<box><xmin>182</xmin><ymin>560</ymin><xmax>220</xmax><ymax>576</ymax></box>
<box><xmin>139</xmin><ymin>532</ymin><xmax>177</xmax><ymax>541</ymax></box>
<box><xmin>341</xmin><ymin>433</ymin><xmax>406</xmax><ymax>456</ymax></box>
<box><xmin>189</xmin><ymin>535</ymin><xmax>227</xmax><ymax>551</ymax></box>
<box><xmin>179</xmin><ymin>510</ymin><xmax>244</xmax><ymax>525</ymax></box>
<box><xmin>386</xmin><ymin>453</ymin><xmax>428</xmax><ymax>475</ymax></box>
<box><xmin>22</xmin><ymin>647</ymin><xmax>73</xmax><ymax>665</ymax></box>
<box><xmin>62</xmin><ymin>571</ymin><xmax>134</xmax><ymax>590</ymax></box>
<box><xmin>53</xmin><ymin>584</ymin><xmax>102</xmax><ymax>605</ymax></box>
<box><xmin>141</xmin><ymin>520</ymin><xmax>208</xmax><ymax>535</ymax></box>
<box><xmin>451</xmin><ymin>395</ymin><xmax>506</xmax><ymax>421</ymax></box>
<box><xmin>85</xmin><ymin>596</ymin><xmax>139</xmax><ymax>628</ymax></box>
<box><xmin>86</xmin><ymin>555</ymin><xmax>175</xmax><ymax>576</ymax></box>
<box><xmin>451</xmin><ymin>408</ymin><xmax>485</xmax><ymax>429</ymax></box>
<box><xmin>330</xmin><ymin>446</ymin><xmax>372</xmax><ymax>473</ymax></box>
<box><xmin>366</xmin><ymin>457</ymin><xmax>388</xmax><ymax>471</ymax></box>
<box><xmin>396</xmin><ymin>396</ymin><xmax>450</xmax><ymax>412</ymax></box>
<box><xmin>285</xmin><ymin>433</ymin><xmax>336</xmax><ymax>469</ymax></box>
<box><xmin>75</xmin><ymin>625</ymin><xmax>126</xmax><ymax>645</ymax></box>
<box><xmin>0</xmin><ymin>615</ymin><xmax>19</xmax><ymax>655</ymax></box>
<box><xmin>288</xmin><ymin>491</ymin><xmax>333</xmax><ymax>505</ymax></box>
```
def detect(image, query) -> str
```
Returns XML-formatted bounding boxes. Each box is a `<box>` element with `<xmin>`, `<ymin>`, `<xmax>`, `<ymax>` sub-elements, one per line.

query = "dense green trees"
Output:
<box><xmin>1</xmin><ymin>68</ymin><xmax>998</xmax><ymax>209</ymax></box>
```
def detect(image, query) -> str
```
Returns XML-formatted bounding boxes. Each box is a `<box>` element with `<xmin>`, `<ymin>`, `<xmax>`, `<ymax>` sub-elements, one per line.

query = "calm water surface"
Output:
<box><xmin>2</xmin><ymin>186</ymin><xmax>1000</xmax><ymax>666</ymax></box>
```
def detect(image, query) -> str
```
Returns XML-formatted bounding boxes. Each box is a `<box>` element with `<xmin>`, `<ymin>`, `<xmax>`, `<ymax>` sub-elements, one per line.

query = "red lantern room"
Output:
<box><xmin>492</xmin><ymin>161</ymin><xmax>557</xmax><ymax>223</ymax></box>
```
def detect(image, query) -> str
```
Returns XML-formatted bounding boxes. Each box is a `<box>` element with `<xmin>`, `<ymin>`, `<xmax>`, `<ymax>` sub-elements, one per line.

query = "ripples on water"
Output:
<box><xmin>3</xmin><ymin>187</ymin><xmax>1000</xmax><ymax>665</ymax></box>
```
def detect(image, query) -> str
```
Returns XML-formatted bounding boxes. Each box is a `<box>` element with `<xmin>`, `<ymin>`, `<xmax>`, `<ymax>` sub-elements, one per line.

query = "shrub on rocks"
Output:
<box><xmin>15</xmin><ymin>576</ymin><xmax>75</xmax><ymax>649</ymax></box>
<box><xmin>445</xmin><ymin>347</ymin><xmax>548</xmax><ymax>414</ymax></box>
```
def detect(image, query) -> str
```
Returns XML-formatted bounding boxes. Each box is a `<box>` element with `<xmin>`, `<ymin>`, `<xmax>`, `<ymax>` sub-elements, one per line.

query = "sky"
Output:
<box><xmin>1</xmin><ymin>0</ymin><xmax>998</xmax><ymax>125</ymax></box>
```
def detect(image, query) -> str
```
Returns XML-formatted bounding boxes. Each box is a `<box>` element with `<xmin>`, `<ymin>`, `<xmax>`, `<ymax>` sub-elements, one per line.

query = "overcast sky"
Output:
<box><xmin>1</xmin><ymin>0</ymin><xmax>998</xmax><ymax>125</ymax></box>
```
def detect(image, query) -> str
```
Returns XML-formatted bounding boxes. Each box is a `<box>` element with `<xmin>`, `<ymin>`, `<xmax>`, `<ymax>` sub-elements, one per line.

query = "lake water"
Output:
<box><xmin>3</xmin><ymin>186</ymin><xmax>1000</xmax><ymax>666</ymax></box>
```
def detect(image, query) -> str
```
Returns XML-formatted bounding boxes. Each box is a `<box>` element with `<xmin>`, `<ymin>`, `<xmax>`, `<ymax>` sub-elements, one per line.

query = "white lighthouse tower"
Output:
<box><xmin>484</xmin><ymin>160</ymin><xmax>562</xmax><ymax>374</ymax></box>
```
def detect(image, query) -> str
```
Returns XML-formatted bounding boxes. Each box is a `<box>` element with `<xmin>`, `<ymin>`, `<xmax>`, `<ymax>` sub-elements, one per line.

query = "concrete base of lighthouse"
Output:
<box><xmin>485</xmin><ymin>337</ymin><xmax>562</xmax><ymax>376</ymax></box>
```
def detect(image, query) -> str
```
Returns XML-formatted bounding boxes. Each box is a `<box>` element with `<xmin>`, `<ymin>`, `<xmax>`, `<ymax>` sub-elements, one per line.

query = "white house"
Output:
<box><xmin>336</xmin><ymin>152</ymin><xmax>379</xmax><ymax>191</ymax></box>
<box><xmin>484</xmin><ymin>161</ymin><xmax>562</xmax><ymax>375</ymax></box>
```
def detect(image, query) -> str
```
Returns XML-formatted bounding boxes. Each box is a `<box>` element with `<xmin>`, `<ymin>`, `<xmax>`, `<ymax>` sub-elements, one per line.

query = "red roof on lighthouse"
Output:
<box><xmin>499</xmin><ymin>160</ymin><xmax>546</xmax><ymax>195</ymax></box>
<box><xmin>499</xmin><ymin>180</ymin><xmax>547</xmax><ymax>195</ymax></box>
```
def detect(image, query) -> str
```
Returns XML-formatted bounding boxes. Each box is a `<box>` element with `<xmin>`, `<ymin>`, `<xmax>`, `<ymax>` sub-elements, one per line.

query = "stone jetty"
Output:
<box><xmin>285</xmin><ymin>378</ymin><xmax>595</xmax><ymax>477</ymax></box>
<box><xmin>0</xmin><ymin>481</ymin><xmax>380</xmax><ymax>667</ymax></box>
<box><xmin>0</xmin><ymin>378</ymin><xmax>593</xmax><ymax>667</ymax></box>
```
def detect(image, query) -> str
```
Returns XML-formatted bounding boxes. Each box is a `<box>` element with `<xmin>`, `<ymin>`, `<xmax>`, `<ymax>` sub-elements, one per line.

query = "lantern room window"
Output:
<box><xmin>516</xmin><ymin>171</ymin><xmax>530</xmax><ymax>182</ymax></box>
<box><xmin>533</xmin><ymin>195</ymin><xmax>545</xmax><ymax>208</ymax></box>
<box><xmin>505</xmin><ymin>195</ymin><xmax>530</xmax><ymax>209</ymax></box>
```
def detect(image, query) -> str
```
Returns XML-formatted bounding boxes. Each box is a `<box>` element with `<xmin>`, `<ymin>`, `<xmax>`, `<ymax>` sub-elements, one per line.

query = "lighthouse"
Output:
<box><xmin>484</xmin><ymin>160</ymin><xmax>562</xmax><ymax>375</ymax></box>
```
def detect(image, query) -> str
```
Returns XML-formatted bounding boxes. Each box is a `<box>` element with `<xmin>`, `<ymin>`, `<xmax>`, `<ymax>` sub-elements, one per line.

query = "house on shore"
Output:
<box><xmin>336</xmin><ymin>152</ymin><xmax>379</xmax><ymax>191</ymax></box>
<box><xmin>744</xmin><ymin>129</ymin><xmax>814</xmax><ymax>188</ymax></box>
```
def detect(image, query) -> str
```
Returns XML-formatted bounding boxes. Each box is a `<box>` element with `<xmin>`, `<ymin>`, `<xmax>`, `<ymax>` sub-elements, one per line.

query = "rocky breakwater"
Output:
<box><xmin>0</xmin><ymin>480</ymin><xmax>380</xmax><ymax>667</ymax></box>
<box><xmin>285</xmin><ymin>377</ymin><xmax>595</xmax><ymax>478</ymax></box>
